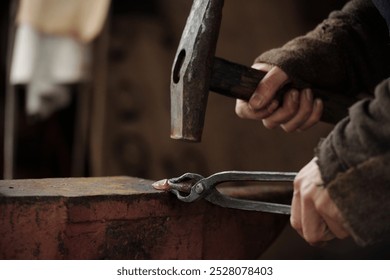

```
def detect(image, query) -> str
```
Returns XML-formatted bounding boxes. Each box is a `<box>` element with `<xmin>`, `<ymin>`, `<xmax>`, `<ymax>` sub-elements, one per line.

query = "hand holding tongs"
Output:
<box><xmin>153</xmin><ymin>171</ymin><xmax>297</xmax><ymax>215</ymax></box>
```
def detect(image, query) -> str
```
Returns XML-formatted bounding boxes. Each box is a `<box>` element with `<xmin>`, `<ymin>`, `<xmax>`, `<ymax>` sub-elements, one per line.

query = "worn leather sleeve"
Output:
<box><xmin>256</xmin><ymin>0</ymin><xmax>390</xmax><ymax>246</ymax></box>
<box><xmin>256</xmin><ymin>0</ymin><xmax>390</xmax><ymax>97</ymax></box>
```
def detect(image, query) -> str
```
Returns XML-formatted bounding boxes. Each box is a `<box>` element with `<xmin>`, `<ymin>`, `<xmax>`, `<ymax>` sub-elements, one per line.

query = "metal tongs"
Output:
<box><xmin>159</xmin><ymin>171</ymin><xmax>297</xmax><ymax>215</ymax></box>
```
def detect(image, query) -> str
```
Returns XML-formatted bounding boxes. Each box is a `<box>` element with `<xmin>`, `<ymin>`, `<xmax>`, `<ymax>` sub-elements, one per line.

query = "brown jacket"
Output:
<box><xmin>257</xmin><ymin>0</ymin><xmax>390</xmax><ymax>246</ymax></box>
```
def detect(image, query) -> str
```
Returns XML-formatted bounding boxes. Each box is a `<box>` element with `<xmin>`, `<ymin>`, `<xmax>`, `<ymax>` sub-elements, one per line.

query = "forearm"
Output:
<box><xmin>318</xmin><ymin>78</ymin><xmax>390</xmax><ymax>182</ymax></box>
<box><xmin>317</xmin><ymin>78</ymin><xmax>390</xmax><ymax>245</ymax></box>
<box><xmin>257</xmin><ymin>0</ymin><xmax>390</xmax><ymax>97</ymax></box>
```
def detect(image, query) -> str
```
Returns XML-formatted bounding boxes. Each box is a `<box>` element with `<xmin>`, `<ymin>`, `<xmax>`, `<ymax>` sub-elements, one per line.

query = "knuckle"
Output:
<box><xmin>259</xmin><ymin>80</ymin><xmax>278</xmax><ymax>100</ymax></box>
<box><xmin>260</xmin><ymin>79</ymin><xmax>274</xmax><ymax>94</ymax></box>
<box><xmin>300</xmin><ymin>183</ymin><xmax>310</xmax><ymax>196</ymax></box>
<box><xmin>301</xmin><ymin>188</ymin><xmax>312</xmax><ymax>201</ymax></box>
<box><xmin>290</xmin><ymin>216</ymin><xmax>301</xmax><ymax>231</ymax></box>
<box><xmin>293</xmin><ymin>177</ymin><xmax>302</xmax><ymax>189</ymax></box>
<box><xmin>300</xmin><ymin>187</ymin><xmax>314</xmax><ymax>204</ymax></box>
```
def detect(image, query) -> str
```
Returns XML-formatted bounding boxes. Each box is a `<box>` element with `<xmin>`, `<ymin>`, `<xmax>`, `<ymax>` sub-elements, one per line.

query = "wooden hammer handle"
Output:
<box><xmin>210</xmin><ymin>57</ymin><xmax>357</xmax><ymax>124</ymax></box>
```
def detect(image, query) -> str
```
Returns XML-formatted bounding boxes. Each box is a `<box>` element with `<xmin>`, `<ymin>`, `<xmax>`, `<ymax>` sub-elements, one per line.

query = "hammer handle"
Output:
<box><xmin>210</xmin><ymin>57</ymin><xmax>357</xmax><ymax>124</ymax></box>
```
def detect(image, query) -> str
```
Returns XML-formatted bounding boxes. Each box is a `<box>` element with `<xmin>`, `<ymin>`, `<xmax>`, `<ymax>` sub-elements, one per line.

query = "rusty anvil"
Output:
<box><xmin>171</xmin><ymin>0</ymin><xmax>357</xmax><ymax>142</ymax></box>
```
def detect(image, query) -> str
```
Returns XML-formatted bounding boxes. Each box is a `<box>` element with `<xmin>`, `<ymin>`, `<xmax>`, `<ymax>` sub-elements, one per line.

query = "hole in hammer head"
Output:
<box><xmin>173</xmin><ymin>49</ymin><xmax>186</xmax><ymax>84</ymax></box>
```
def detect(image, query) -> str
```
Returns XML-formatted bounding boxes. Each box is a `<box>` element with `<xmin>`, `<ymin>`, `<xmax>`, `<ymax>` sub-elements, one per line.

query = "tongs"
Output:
<box><xmin>153</xmin><ymin>171</ymin><xmax>296</xmax><ymax>215</ymax></box>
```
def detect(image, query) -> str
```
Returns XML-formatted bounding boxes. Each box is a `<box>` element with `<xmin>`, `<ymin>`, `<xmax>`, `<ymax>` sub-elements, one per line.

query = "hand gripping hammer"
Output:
<box><xmin>170</xmin><ymin>0</ymin><xmax>357</xmax><ymax>142</ymax></box>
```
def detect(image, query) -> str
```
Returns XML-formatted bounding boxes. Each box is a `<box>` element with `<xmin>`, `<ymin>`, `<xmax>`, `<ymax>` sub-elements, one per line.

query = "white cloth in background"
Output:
<box><xmin>9</xmin><ymin>0</ymin><xmax>110</xmax><ymax>119</ymax></box>
<box><xmin>10</xmin><ymin>24</ymin><xmax>90</xmax><ymax>118</ymax></box>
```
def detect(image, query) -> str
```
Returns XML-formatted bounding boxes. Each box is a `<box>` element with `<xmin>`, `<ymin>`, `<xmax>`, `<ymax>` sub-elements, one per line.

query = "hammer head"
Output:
<box><xmin>171</xmin><ymin>0</ymin><xmax>224</xmax><ymax>142</ymax></box>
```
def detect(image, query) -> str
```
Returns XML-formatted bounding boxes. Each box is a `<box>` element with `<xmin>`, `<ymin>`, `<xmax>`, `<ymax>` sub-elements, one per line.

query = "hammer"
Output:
<box><xmin>171</xmin><ymin>0</ymin><xmax>357</xmax><ymax>142</ymax></box>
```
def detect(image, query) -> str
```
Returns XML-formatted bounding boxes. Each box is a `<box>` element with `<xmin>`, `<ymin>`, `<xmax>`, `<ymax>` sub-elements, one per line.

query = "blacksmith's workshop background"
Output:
<box><xmin>0</xmin><ymin>0</ymin><xmax>387</xmax><ymax>259</ymax></box>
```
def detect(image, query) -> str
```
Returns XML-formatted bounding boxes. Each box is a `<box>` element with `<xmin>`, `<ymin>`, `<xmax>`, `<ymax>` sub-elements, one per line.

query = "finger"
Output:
<box><xmin>298</xmin><ymin>99</ymin><xmax>323</xmax><ymax>131</ymax></box>
<box><xmin>301</xmin><ymin>189</ymin><xmax>335</xmax><ymax>244</ymax></box>
<box><xmin>281</xmin><ymin>89</ymin><xmax>313</xmax><ymax>132</ymax></box>
<box><xmin>290</xmin><ymin>190</ymin><xmax>304</xmax><ymax>238</ymax></box>
<box><xmin>262</xmin><ymin>89</ymin><xmax>300</xmax><ymax>129</ymax></box>
<box><xmin>300</xmin><ymin>178</ymin><xmax>339</xmax><ymax>244</ymax></box>
<box><xmin>290</xmin><ymin>177</ymin><xmax>303</xmax><ymax>238</ymax></box>
<box><xmin>249</xmin><ymin>65</ymin><xmax>289</xmax><ymax>110</ymax></box>
<box><xmin>235</xmin><ymin>99</ymin><xmax>258</xmax><ymax>119</ymax></box>
<box><xmin>316</xmin><ymin>190</ymin><xmax>350</xmax><ymax>239</ymax></box>
<box><xmin>322</xmin><ymin>216</ymin><xmax>349</xmax><ymax>240</ymax></box>
<box><xmin>251</xmin><ymin>63</ymin><xmax>273</xmax><ymax>72</ymax></box>
<box><xmin>235</xmin><ymin>99</ymin><xmax>279</xmax><ymax>120</ymax></box>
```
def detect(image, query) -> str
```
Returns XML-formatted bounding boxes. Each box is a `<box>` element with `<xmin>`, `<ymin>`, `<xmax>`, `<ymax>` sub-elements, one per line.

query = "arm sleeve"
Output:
<box><xmin>257</xmin><ymin>0</ymin><xmax>390</xmax><ymax>245</ymax></box>
<box><xmin>256</xmin><ymin>0</ymin><xmax>390</xmax><ymax>97</ymax></box>
<box><xmin>317</xmin><ymin>79</ymin><xmax>390</xmax><ymax>246</ymax></box>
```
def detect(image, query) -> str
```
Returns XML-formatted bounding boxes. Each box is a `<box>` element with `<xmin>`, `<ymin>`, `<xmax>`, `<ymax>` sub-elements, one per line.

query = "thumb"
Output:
<box><xmin>249</xmin><ymin>64</ymin><xmax>289</xmax><ymax>110</ymax></box>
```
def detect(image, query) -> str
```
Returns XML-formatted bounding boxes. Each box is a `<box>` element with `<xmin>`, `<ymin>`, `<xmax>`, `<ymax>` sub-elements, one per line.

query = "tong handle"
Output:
<box><xmin>206</xmin><ymin>191</ymin><xmax>292</xmax><ymax>215</ymax></box>
<box><xmin>203</xmin><ymin>171</ymin><xmax>297</xmax><ymax>189</ymax></box>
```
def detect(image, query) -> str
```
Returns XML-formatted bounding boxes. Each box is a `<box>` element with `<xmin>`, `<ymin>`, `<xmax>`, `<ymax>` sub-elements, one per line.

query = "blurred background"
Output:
<box><xmin>2</xmin><ymin>0</ymin><xmax>386</xmax><ymax>259</ymax></box>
